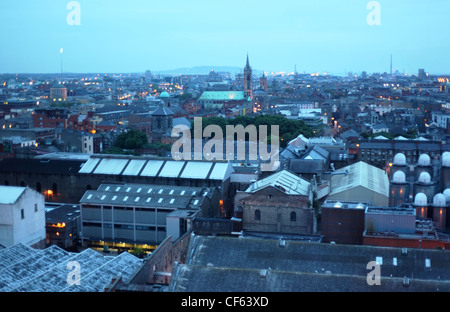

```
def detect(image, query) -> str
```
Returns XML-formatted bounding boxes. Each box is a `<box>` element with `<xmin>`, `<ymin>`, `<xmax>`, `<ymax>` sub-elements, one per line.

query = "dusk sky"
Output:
<box><xmin>1</xmin><ymin>0</ymin><xmax>449</xmax><ymax>75</ymax></box>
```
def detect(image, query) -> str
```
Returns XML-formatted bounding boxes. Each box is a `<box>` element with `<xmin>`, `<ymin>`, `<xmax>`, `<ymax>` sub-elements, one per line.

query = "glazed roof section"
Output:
<box><xmin>78</xmin><ymin>155</ymin><xmax>233</xmax><ymax>181</ymax></box>
<box><xmin>0</xmin><ymin>243</ymin><xmax>142</xmax><ymax>292</ymax></box>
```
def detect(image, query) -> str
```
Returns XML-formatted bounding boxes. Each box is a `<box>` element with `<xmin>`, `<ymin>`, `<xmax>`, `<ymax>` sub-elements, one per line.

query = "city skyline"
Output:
<box><xmin>1</xmin><ymin>0</ymin><xmax>450</xmax><ymax>75</ymax></box>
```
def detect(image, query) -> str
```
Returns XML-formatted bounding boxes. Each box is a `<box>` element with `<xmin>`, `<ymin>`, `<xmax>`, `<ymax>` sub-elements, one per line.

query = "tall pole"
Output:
<box><xmin>390</xmin><ymin>54</ymin><xmax>392</xmax><ymax>76</ymax></box>
<box><xmin>60</xmin><ymin>48</ymin><xmax>63</xmax><ymax>75</ymax></box>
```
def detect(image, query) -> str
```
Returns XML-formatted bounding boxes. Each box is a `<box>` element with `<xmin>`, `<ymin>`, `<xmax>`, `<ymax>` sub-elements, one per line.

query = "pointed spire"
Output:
<box><xmin>246</xmin><ymin>53</ymin><xmax>250</xmax><ymax>68</ymax></box>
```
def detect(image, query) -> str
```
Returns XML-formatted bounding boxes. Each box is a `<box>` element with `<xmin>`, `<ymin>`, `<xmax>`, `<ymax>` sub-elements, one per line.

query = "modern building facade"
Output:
<box><xmin>80</xmin><ymin>183</ymin><xmax>219</xmax><ymax>253</ymax></box>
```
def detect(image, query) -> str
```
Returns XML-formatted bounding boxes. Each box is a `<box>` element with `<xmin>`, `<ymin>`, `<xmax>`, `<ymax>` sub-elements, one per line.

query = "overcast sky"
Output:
<box><xmin>1</xmin><ymin>0</ymin><xmax>449</xmax><ymax>75</ymax></box>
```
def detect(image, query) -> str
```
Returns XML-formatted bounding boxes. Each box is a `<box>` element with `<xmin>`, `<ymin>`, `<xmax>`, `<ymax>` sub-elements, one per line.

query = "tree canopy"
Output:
<box><xmin>192</xmin><ymin>114</ymin><xmax>314</xmax><ymax>148</ymax></box>
<box><xmin>114</xmin><ymin>129</ymin><xmax>148</xmax><ymax>149</ymax></box>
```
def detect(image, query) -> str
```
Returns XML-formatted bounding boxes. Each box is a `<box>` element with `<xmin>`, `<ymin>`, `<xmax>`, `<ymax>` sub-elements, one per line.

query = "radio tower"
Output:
<box><xmin>390</xmin><ymin>54</ymin><xmax>393</xmax><ymax>76</ymax></box>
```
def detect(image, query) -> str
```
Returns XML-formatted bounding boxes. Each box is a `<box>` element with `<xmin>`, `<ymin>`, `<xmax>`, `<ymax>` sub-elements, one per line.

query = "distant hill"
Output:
<box><xmin>154</xmin><ymin>66</ymin><xmax>264</xmax><ymax>76</ymax></box>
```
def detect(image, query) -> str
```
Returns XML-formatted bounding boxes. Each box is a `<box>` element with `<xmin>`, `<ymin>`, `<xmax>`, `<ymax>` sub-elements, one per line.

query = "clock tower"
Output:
<box><xmin>243</xmin><ymin>54</ymin><xmax>253</xmax><ymax>100</ymax></box>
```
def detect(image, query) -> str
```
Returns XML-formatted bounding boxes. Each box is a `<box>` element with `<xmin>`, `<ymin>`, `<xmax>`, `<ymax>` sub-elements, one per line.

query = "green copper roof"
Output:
<box><xmin>199</xmin><ymin>91</ymin><xmax>249</xmax><ymax>101</ymax></box>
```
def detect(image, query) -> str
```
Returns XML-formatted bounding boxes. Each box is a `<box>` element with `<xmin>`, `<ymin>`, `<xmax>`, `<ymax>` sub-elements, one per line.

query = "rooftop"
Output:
<box><xmin>80</xmin><ymin>183</ymin><xmax>212</xmax><ymax>209</ymax></box>
<box><xmin>198</xmin><ymin>91</ymin><xmax>249</xmax><ymax>101</ymax></box>
<box><xmin>0</xmin><ymin>243</ymin><xmax>142</xmax><ymax>292</ymax></box>
<box><xmin>0</xmin><ymin>186</ymin><xmax>27</xmax><ymax>205</ymax></box>
<box><xmin>329</xmin><ymin>161</ymin><xmax>389</xmax><ymax>198</ymax></box>
<box><xmin>245</xmin><ymin>170</ymin><xmax>311</xmax><ymax>196</ymax></box>
<box><xmin>168</xmin><ymin>235</ymin><xmax>450</xmax><ymax>292</ymax></box>
<box><xmin>78</xmin><ymin>155</ymin><xmax>234</xmax><ymax>181</ymax></box>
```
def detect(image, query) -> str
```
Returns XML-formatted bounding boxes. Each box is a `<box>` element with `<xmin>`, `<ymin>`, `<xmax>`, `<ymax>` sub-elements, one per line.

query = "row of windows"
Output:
<box><xmin>83</xmin><ymin>222</ymin><xmax>165</xmax><ymax>232</ymax></box>
<box><xmin>254</xmin><ymin>210</ymin><xmax>297</xmax><ymax>222</ymax></box>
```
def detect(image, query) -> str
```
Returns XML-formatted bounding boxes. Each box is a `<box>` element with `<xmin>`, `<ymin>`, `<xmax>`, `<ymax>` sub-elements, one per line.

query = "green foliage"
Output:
<box><xmin>114</xmin><ymin>129</ymin><xmax>148</xmax><ymax>149</ymax></box>
<box><xmin>142</xmin><ymin>142</ymin><xmax>171</xmax><ymax>151</ymax></box>
<box><xmin>101</xmin><ymin>146</ymin><xmax>140</xmax><ymax>156</ymax></box>
<box><xmin>192</xmin><ymin>115</ymin><xmax>314</xmax><ymax>148</ymax></box>
<box><xmin>130</xmin><ymin>246</ymin><xmax>146</xmax><ymax>258</ymax></box>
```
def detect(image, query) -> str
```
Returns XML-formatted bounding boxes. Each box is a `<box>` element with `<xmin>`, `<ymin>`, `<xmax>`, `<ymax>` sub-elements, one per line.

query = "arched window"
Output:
<box><xmin>290</xmin><ymin>212</ymin><xmax>297</xmax><ymax>222</ymax></box>
<box><xmin>36</xmin><ymin>182</ymin><xmax>42</xmax><ymax>193</ymax></box>
<box><xmin>254</xmin><ymin>210</ymin><xmax>261</xmax><ymax>221</ymax></box>
<box><xmin>52</xmin><ymin>183</ymin><xmax>58</xmax><ymax>195</ymax></box>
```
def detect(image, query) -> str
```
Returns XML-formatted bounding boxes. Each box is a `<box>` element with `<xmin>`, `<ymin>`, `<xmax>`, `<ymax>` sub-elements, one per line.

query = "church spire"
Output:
<box><xmin>246</xmin><ymin>54</ymin><xmax>250</xmax><ymax>69</ymax></box>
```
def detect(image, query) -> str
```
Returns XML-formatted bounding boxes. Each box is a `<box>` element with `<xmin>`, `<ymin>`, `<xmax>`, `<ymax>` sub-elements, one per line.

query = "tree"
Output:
<box><xmin>114</xmin><ymin>129</ymin><xmax>148</xmax><ymax>149</ymax></box>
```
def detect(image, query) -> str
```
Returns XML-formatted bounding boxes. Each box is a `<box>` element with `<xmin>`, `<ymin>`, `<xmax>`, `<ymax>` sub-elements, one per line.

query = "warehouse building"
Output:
<box><xmin>327</xmin><ymin>161</ymin><xmax>390</xmax><ymax>207</ymax></box>
<box><xmin>80</xmin><ymin>183</ymin><xmax>219</xmax><ymax>253</ymax></box>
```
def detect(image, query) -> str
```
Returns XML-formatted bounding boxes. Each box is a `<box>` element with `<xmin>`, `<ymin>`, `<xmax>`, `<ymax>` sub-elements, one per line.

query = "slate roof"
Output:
<box><xmin>151</xmin><ymin>106</ymin><xmax>174</xmax><ymax>116</ymax></box>
<box><xmin>168</xmin><ymin>235</ymin><xmax>450</xmax><ymax>292</ymax></box>
<box><xmin>0</xmin><ymin>158</ymin><xmax>84</xmax><ymax>175</ymax></box>
<box><xmin>288</xmin><ymin>159</ymin><xmax>324</xmax><ymax>175</ymax></box>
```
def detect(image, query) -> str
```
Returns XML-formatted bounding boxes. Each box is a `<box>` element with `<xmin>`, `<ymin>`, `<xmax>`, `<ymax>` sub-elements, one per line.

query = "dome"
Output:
<box><xmin>392</xmin><ymin>170</ymin><xmax>406</xmax><ymax>183</ymax></box>
<box><xmin>414</xmin><ymin>193</ymin><xmax>428</xmax><ymax>206</ymax></box>
<box><xmin>393</xmin><ymin>153</ymin><xmax>406</xmax><ymax>166</ymax></box>
<box><xmin>433</xmin><ymin>193</ymin><xmax>446</xmax><ymax>206</ymax></box>
<box><xmin>418</xmin><ymin>154</ymin><xmax>431</xmax><ymax>166</ymax></box>
<box><xmin>159</xmin><ymin>92</ymin><xmax>170</xmax><ymax>98</ymax></box>
<box><xmin>443</xmin><ymin>189</ymin><xmax>450</xmax><ymax>201</ymax></box>
<box><xmin>418</xmin><ymin>171</ymin><xmax>431</xmax><ymax>184</ymax></box>
<box><xmin>442</xmin><ymin>152</ymin><xmax>450</xmax><ymax>167</ymax></box>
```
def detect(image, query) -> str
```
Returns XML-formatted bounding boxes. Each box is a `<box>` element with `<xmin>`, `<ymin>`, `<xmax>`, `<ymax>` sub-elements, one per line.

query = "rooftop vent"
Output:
<box><xmin>418</xmin><ymin>154</ymin><xmax>431</xmax><ymax>166</ymax></box>
<box><xmin>393</xmin><ymin>153</ymin><xmax>406</xmax><ymax>166</ymax></box>
<box><xmin>279</xmin><ymin>240</ymin><xmax>286</xmax><ymax>248</ymax></box>
<box><xmin>392</xmin><ymin>171</ymin><xmax>406</xmax><ymax>184</ymax></box>
<box><xmin>403</xmin><ymin>276</ymin><xmax>410</xmax><ymax>288</ymax></box>
<box><xmin>443</xmin><ymin>152</ymin><xmax>450</xmax><ymax>167</ymax></box>
<box><xmin>418</xmin><ymin>172</ymin><xmax>431</xmax><ymax>184</ymax></box>
<box><xmin>260</xmin><ymin>269</ymin><xmax>268</xmax><ymax>278</ymax></box>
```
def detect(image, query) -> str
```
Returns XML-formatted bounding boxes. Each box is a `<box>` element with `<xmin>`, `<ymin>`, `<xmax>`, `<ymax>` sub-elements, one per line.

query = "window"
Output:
<box><xmin>254</xmin><ymin>210</ymin><xmax>261</xmax><ymax>221</ymax></box>
<box><xmin>34</xmin><ymin>204</ymin><xmax>38</xmax><ymax>212</ymax></box>
<box><xmin>290</xmin><ymin>212</ymin><xmax>297</xmax><ymax>222</ymax></box>
<box><xmin>52</xmin><ymin>183</ymin><xmax>58</xmax><ymax>195</ymax></box>
<box><xmin>36</xmin><ymin>182</ymin><xmax>42</xmax><ymax>193</ymax></box>
<box><xmin>21</xmin><ymin>209</ymin><xmax>25</xmax><ymax>219</ymax></box>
